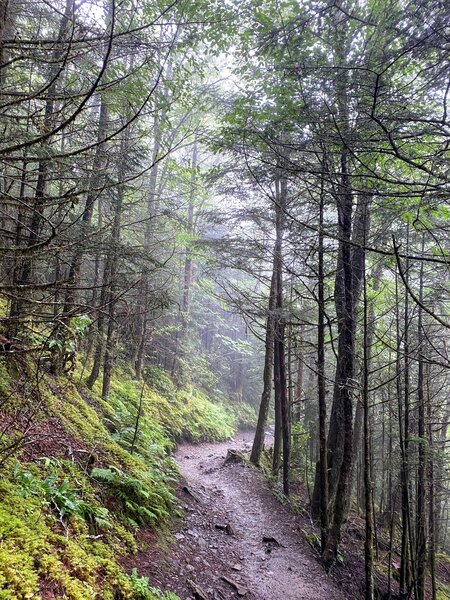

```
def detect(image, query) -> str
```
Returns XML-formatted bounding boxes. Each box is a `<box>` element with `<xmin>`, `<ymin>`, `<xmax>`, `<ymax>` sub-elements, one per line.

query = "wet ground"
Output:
<box><xmin>130</xmin><ymin>431</ymin><xmax>345</xmax><ymax>600</ymax></box>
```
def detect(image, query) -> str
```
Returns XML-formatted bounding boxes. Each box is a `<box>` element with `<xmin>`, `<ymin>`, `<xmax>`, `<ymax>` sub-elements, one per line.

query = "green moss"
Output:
<box><xmin>0</xmin><ymin>362</ymin><xmax>12</xmax><ymax>400</ymax></box>
<box><xmin>0</xmin><ymin>474</ymin><xmax>141</xmax><ymax>599</ymax></box>
<box><xmin>0</xmin><ymin>358</ymin><xmax>233</xmax><ymax>598</ymax></box>
<box><xmin>0</xmin><ymin>508</ymin><xmax>41</xmax><ymax>598</ymax></box>
<box><xmin>437</xmin><ymin>582</ymin><xmax>450</xmax><ymax>600</ymax></box>
<box><xmin>0</xmin><ymin>295</ymin><xmax>7</xmax><ymax>320</ymax></box>
<box><xmin>437</xmin><ymin>552</ymin><xmax>450</xmax><ymax>564</ymax></box>
<box><xmin>82</xmin><ymin>364</ymin><xmax>236</xmax><ymax>449</ymax></box>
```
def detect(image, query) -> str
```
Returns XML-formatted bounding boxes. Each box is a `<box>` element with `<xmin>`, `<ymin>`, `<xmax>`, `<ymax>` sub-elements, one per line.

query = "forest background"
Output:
<box><xmin>0</xmin><ymin>1</ymin><xmax>449</xmax><ymax>599</ymax></box>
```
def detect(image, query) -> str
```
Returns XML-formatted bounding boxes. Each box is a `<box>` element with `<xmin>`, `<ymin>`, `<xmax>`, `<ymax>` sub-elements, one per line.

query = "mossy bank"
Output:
<box><xmin>0</xmin><ymin>358</ymin><xmax>250</xmax><ymax>599</ymax></box>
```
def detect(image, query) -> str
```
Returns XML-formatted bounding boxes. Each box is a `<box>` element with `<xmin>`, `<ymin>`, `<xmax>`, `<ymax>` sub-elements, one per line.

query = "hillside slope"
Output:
<box><xmin>0</xmin><ymin>357</ymin><xmax>246</xmax><ymax>599</ymax></box>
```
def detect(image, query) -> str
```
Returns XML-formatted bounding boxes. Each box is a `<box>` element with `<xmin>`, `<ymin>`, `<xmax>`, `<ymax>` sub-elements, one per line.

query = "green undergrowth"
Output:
<box><xmin>226</xmin><ymin>400</ymin><xmax>258</xmax><ymax>429</ymax></box>
<box><xmin>436</xmin><ymin>553</ymin><xmax>450</xmax><ymax>600</ymax></box>
<box><xmin>437</xmin><ymin>582</ymin><xmax>450</xmax><ymax>600</ymax></box>
<box><xmin>84</xmin><ymin>363</ymin><xmax>236</xmax><ymax>446</ymax></box>
<box><xmin>0</xmin><ymin>356</ymin><xmax>238</xmax><ymax>599</ymax></box>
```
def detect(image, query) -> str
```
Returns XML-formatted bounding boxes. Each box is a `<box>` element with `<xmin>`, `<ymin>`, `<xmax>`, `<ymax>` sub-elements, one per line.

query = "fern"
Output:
<box><xmin>90</xmin><ymin>467</ymin><xmax>118</xmax><ymax>483</ymax></box>
<box><xmin>129</xmin><ymin>568</ymin><xmax>180</xmax><ymax>599</ymax></box>
<box><xmin>13</xmin><ymin>462</ymin><xmax>111</xmax><ymax>530</ymax></box>
<box><xmin>91</xmin><ymin>466</ymin><xmax>171</xmax><ymax>525</ymax></box>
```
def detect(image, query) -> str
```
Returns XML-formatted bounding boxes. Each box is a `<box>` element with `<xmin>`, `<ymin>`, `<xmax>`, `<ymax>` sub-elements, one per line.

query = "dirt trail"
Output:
<box><xmin>134</xmin><ymin>431</ymin><xmax>346</xmax><ymax>600</ymax></box>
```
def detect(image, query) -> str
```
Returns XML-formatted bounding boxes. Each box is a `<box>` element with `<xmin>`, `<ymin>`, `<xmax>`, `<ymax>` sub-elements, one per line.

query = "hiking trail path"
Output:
<box><xmin>130</xmin><ymin>431</ymin><xmax>347</xmax><ymax>600</ymax></box>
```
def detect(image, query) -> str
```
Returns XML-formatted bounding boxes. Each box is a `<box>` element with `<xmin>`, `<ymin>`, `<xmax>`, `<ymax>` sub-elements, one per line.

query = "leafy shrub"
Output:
<box><xmin>14</xmin><ymin>462</ymin><xmax>84</xmax><ymax>518</ymax></box>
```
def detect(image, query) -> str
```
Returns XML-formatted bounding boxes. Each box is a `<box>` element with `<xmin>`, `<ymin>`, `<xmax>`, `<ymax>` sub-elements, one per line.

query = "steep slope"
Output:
<box><xmin>0</xmin><ymin>357</ymin><xmax>238</xmax><ymax>599</ymax></box>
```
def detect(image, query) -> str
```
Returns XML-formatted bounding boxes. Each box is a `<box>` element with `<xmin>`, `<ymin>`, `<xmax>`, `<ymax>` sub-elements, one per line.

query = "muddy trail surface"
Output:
<box><xmin>133</xmin><ymin>431</ymin><xmax>346</xmax><ymax>600</ymax></box>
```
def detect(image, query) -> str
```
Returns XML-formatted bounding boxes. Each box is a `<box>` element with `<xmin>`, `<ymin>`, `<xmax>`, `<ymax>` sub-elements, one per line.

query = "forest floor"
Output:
<box><xmin>125</xmin><ymin>431</ymin><xmax>351</xmax><ymax>600</ymax></box>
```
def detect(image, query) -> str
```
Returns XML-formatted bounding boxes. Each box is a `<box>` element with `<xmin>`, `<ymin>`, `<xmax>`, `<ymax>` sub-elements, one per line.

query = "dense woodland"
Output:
<box><xmin>0</xmin><ymin>0</ymin><xmax>449</xmax><ymax>599</ymax></box>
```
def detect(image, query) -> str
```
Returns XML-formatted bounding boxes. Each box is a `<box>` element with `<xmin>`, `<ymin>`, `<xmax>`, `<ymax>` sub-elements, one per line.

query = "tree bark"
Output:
<box><xmin>273</xmin><ymin>173</ymin><xmax>289</xmax><ymax>494</ymax></box>
<box><xmin>175</xmin><ymin>140</ymin><xmax>198</xmax><ymax>383</ymax></box>
<box><xmin>250</xmin><ymin>264</ymin><xmax>277</xmax><ymax>466</ymax></box>
<box><xmin>101</xmin><ymin>127</ymin><xmax>130</xmax><ymax>399</ymax></box>
<box><xmin>317</xmin><ymin>177</ymin><xmax>329</xmax><ymax>549</ymax></box>
<box><xmin>64</xmin><ymin>95</ymin><xmax>109</xmax><ymax>310</ymax></box>
<box><xmin>361</xmin><ymin>200</ymin><xmax>374</xmax><ymax>600</ymax></box>
<box><xmin>322</xmin><ymin>145</ymin><xmax>355</xmax><ymax>568</ymax></box>
<box><xmin>10</xmin><ymin>0</ymin><xmax>74</xmax><ymax>321</ymax></box>
<box><xmin>270</xmin><ymin>170</ymin><xmax>287</xmax><ymax>479</ymax></box>
<box><xmin>416</xmin><ymin>237</ymin><xmax>426</xmax><ymax>600</ymax></box>
<box><xmin>134</xmin><ymin>113</ymin><xmax>162</xmax><ymax>379</ymax></box>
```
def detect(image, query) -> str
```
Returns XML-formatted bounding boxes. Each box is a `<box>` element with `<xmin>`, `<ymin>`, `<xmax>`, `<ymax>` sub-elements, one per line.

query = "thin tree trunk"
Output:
<box><xmin>351</xmin><ymin>257</ymin><xmax>381</xmax><ymax>502</ymax></box>
<box><xmin>10</xmin><ymin>0</ymin><xmax>74</xmax><ymax>316</ymax></box>
<box><xmin>134</xmin><ymin>114</ymin><xmax>162</xmax><ymax>378</ymax></box>
<box><xmin>317</xmin><ymin>177</ymin><xmax>329</xmax><ymax>549</ymax></box>
<box><xmin>322</xmin><ymin>147</ymin><xmax>356</xmax><ymax>568</ymax></box>
<box><xmin>397</xmin><ymin>261</ymin><xmax>411</xmax><ymax>599</ymax></box>
<box><xmin>273</xmin><ymin>175</ymin><xmax>289</xmax><ymax>494</ymax></box>
<box><xmin>416</xmin><ymin>237</ymin><xmax>426</xmax><ymax>600</ymax></box>
<box><xmin>250</xmin><ymin>265</ymin><xmax>277</xmax><ymax>466</ymax></box>
<box><xmin>294</xmin><ymin>322</ymin><xmax>304</xmax><ymax>422</ymax></box>
<box><xmin>427</xmin><ymin>361</ymin><xmax>436</xmax><ymax>600</ymax></box>
<box><xmin>362</xmin><ymin>201</ymin><xmax>374</xmax><ymax>600</ymax></box>
<box><xmin>0</xmin><ymin>0</ymin><xmax>13</xmax><ymax>91</ymax></box>
<box><xmin>64</xmin><ymin>96</ymin><xmax>109</xmax><ymax>312</ymax></box>
<box><xmin>270</xmin><ymin>170</ymin><xmax>287</xmax><ymax>479</ymax></box>
<box><xmin>133</xmin><ymin>57</ymin><xmax>173</xmax><ymax>378</ymax></box>
<box><xmin>176</xmin><ymin>141</ymin><xmax>198</xmax><ymax>382</ymax></box>
<box><xmin>101</xmin><ymin>128</ymin><xmax>130</xmax><ymax>399</ymax></box>
<box><xmin>130</xmin><ymin>381</ymin><xmax>145</xmax><ymax>454</ymax></box>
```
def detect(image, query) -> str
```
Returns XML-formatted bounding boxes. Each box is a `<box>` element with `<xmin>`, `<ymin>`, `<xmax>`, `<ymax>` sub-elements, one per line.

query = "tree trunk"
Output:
<box><xmin>64</xmin><ymin>95</ymin><xmax>109</xmax><ymax>313</ymax></box>
<box><xmin>361</xmin><ymin>200</ymin><xmax>374</xmax><ymax>600</ymax></box>
<box><xmin>269</xmin><ymin>170</ymin><xmax>287</xmax><ymax>478</ymax></box>
<box><xmin>273</xmin><ymin>173</ymin><xmax>289</xmax><ymax>494</ymax></box>
<box><xmin>10</xmin><ymin>0</ymin><xmax>74</xmax><ymax>319</ymax></box>
<box><xmin>175</xmin><ymin>141</ymin><xmax>198</xmax><ymax>383</ymax></box>
<box><xmin>322</xmin><ymin>146</ymin><xmax>356</xmax><ymax>568</ymax></box>
<box><xmin>416</xmin><ymin>238</ymin><xmax>426</xmax><ymax>600</ymax></box>
<box><xmin>101</xmin><ymin>127</ymin><xmax>130</xmax><ymax>399</ymax></box>
<box><xmin>250</xmin><ymin>265</ymin><xmax>277</xmax><ymax>466</ymax></box>
<box><xmin>134</xmin><ymin>113</ymin><xmax>162</xmax><ymax>378</ymax></box>
<box><xmin>427</xmin><ymin>361</ymin><xmax>437</xmax><ymax>600</ymax></box>
<box><xmin>351</xmin><ymin>257</ymin><xmax>381</xmax><ymax>500</ymax></box>
<box><xmin>133</xmin><ymin>56</ymin><xmax>173</xmax><ymax>378</ymax></box>
<box><xmin>317</xmin><ymin>177</ymin><xmax>329</xmax><ymax>549</ymax></box>
<box><xmin>293</xmin><ymin>323</ymin><xmax>304</xmax><ymax>422</ymax></box>
<box><xmin>0</xmin><ymin>0</ymin><xmax>12</xmax><ymax>91</ymax></box>
<box><xmin>396</xmin><ymin>261</ymin><xmax>411</xmax><ymax>599</ymax></box>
